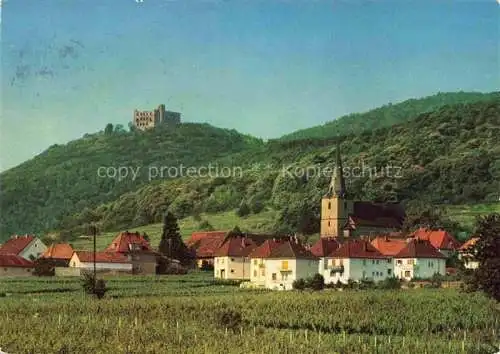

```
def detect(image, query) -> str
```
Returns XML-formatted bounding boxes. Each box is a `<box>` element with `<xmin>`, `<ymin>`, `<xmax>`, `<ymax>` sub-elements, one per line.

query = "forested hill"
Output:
<box><xmin>279</xmin><ymin>91</ymin><xmax>500</xmax><ymax>141</ymax></box>
<box><xmin>0</xmin><ymin>123</ymin><xmax>263</xmax><ymax>240</ymax></box>
<box><xmin>58</xmin><ymin>99</ymin><xmax>500</xmax><ymax>240</ymax></box>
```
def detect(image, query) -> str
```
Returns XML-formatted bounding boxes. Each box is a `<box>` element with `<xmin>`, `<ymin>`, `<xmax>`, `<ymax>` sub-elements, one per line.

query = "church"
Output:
<box><xmin>320</xmin><ymin>144</ymin><xmax>405</xmax><ymax>239</ymax></box>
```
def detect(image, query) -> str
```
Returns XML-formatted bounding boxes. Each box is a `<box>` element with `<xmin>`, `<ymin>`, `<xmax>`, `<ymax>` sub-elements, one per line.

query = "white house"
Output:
<box><xmin>321</xmin><ymin>239</ymin><xmax>393</xmax><ymax>284</ymax></box>
<box><xmin>248</xmin><ymin>239</ymin><xmax>318</xmax><ymax>290</ymax></box>
<box><xmin>0</xmin><ymin>235</ymin><xmax>47</xmax><ymax>261</ymax></box>
<box><xmin>458</xmin><ymin>237</ymin><xmax>479</xmax><ymax>270</ymax></box>
<box><xmin>393</xmin><ymin>239</ymin><xmax>446</xmax><ymax>280</ymax></box>
<box><xmin>213</xmin><ymin>236</ymin><xmax>256</xmax><ymax>280</ymax></box>
<box><xmin>69</xmin><ymin>251</ymin><xmax>132</xmax><ymax>273</ymax></box>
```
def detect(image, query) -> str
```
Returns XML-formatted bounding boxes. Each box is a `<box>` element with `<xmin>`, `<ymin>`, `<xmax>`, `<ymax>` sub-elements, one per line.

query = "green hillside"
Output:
<box><xmin>0</xmin><ymin>123</ymin><xmax>263</xmax><ymax>240</ymax></box>
<box><xmin>56</xmin><ymin>99</ymin><xmax>500</xmax><ymax>240</ymax></box>
<box><xmin>280</xmin><ymin>91</ymin><xmax>500</xmax><ymax>141</ymax></box>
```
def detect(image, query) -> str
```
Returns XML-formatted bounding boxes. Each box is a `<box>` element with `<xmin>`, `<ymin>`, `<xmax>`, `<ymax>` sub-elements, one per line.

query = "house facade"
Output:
<box><xmin>322</xmin><ymin>240</ymin><xmax>392</xmax><ymax>284</ymax></box>
<box><xmin>248</xmin><ymin>239</ymin><xmax>318</xmax><ymax>290</ymax></box>
<box><xmin>0</xmin><ymin>235</ymin><xmax>47</xmax><ymax>261</ymax></box>
<box><xmin>69</xmin><ymin>251</ymin><xmax>132</xmax><ymax>273</ymax></box>
<box><xmin>0</xmin><ymin>254</ymin><xmax>34</xmax><ymax>276</ymax></box>
<box><xmin>458</xmin><ymin>237</ymin><xmax>480</xmax><ymax>270</ymax></box>
<box><xmin>213</xmin><ymin>236</ymin><xmax>256</xmax><ymax>280</ymax></box>
<box><xmin>393</xmin><ymin>239</ymin><xmax>446</xmax><ymax>280</ymax></box>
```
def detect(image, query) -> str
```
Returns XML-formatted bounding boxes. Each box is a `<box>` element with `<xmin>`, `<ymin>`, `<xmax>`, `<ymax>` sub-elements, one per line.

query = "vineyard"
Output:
<box><xmin>1</xmin><ymin>273</ymin><xmax>499</xmax><ymax>353</ymax></box>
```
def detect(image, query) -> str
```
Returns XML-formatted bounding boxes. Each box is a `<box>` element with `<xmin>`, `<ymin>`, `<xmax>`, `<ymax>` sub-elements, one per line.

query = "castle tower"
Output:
<box><xmin>320</xmin><ymin>142</ymin><xmax>353</xmax><ymax>238</ymax></box>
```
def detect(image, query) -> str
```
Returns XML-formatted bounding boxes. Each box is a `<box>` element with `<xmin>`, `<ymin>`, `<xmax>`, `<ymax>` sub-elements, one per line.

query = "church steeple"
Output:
<box><xmin>327</xmin><ymin>141</ymin><xmax>346</xmax><ymax>198</ymax></box>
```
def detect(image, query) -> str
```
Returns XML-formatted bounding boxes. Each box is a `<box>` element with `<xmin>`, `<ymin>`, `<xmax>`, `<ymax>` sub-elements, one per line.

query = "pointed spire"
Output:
<box><xmin>327</xmin><ymin>141</ymin><xmax>346</xmax><ymax>197</ymax></box>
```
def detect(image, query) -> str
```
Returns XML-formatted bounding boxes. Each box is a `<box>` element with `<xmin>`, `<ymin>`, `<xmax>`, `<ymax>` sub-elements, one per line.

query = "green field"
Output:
<box><xmin>446</xmin><ymin>203</ymin><xmax>500</xmax><ymax>232</ymax></box>
<box><xmin>0</xmin><ymin>273</ymin><xmax>499</xmax><ymax>353</ymax></box>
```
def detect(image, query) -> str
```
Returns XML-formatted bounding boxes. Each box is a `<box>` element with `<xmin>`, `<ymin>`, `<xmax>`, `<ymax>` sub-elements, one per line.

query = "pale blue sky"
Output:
<box><xmin>1</xmin><ymin>0</ymin><xmax>498</xmax><ymax>171</ymax></box>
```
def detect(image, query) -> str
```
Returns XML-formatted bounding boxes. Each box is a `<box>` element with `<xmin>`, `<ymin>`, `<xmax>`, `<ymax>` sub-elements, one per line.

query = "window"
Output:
<box><xmin>388</xmin><ymin>269</ymin><xmax>392</xmax><ymax>275</ymax></box>
<box><xmin>230</xmin><ymin>269</ymin><xmax>234</xmax><ymax>273</ymax></box>
<box><xmin>281</xmin><ymin>260</ymin><xmax>288</xmax><ymax>270</ymax></box>
<box><xmin>231</xmin><ymin>258</ymin><xmax>235</xmax><ymax>262</ymax></box>
<box><xmin>281</xmin><ymin>273</ymin><xmax>288</xmax><ymax>281</ymax></box>
<box><xmin>372</xmin><ymin>272</ymin><xmax>375</xmax><ymax>277</ymax></box>
<box><xmin>396</xmin><ymin>260</ymin><xmax>402</xmax><ymax>265</ymax></box>
<box><xmin>407</xmin><ymin>259</ymin><xmax>413</xmax><ymax>265</ymax></box>
<box><xmin>362</xmin><ymin>271</ymin><xmax>366</xmax><ymax>278</ymax></box>
<box><xmin>387</xmin><ymin>259</ymin><xmax>391</xmax><ymax>264</ymax></box>
<box><xmin>260</xmin><ymin>269</ymin><xmax>265</xmax><ymax>277</ymax></box>
<box><xmin>332</xmin><ymin>259</ymin><xmax>336</xmax><ymax>266</ymax></box>
<box><xmin>253</xmin><ymin>270</ymin><xmax>257</xmax><ymax>277</ymax></box>
<box><xmin>253</xmin><ymin>259</ymin><xmax>257</xmax><ymax>265</ymax></box>
<box><xmin>328</xmin><ymin>202</ymin><xmax>331</xmax><ymax>209</ymax></box>
<box><xmin>372</xmin><ymin>260</ymin><xmax>375</xmax><ymax>265</ymax></box>
<box><xmin>363</xmin><ymin>260</ymin><xmax>366</xmax><ymax>266</ymax></box>
<box><xmin>404</xmin><ymin>271</ymin><xmax>411</xmax><ymax>278</ymax></box>
<box><xmin>376</xmin><ymin>260</ymin><xmax>379</xmax><ymax>265</ymax></box>
<box><xmin>328</xmin><ymin>221</ymin><xmax>331</xmax><ymax>226</ymax></box>
<box><xmin>339</xmin><ymin>259</ymin><xmax>343</xmax><ymax>266</ymax></box>
<box><xmin>272</xmin><ymin>273</ymin><xmax>277</xmax><ymax>280</ymax></box>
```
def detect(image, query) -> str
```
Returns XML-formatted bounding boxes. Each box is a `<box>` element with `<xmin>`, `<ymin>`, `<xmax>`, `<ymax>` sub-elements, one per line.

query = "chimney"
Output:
<box><xmin>384</xmin><ymin>235</ymin><xmax>389</xmax><ymax>242</ymax></box>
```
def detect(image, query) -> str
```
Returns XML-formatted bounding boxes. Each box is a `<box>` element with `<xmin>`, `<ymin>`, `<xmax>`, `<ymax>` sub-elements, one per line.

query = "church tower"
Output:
<box><xmin>320</xmin><ymin>142</ymin><xmax>353</xmax><ymax>238</ymax></box>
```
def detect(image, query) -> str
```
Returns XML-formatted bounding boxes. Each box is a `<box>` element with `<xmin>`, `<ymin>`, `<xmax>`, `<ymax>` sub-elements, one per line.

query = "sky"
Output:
<box><xmin>1</xmin><ymin>0</ymin><xmax>498</xmax><ymax>171</ymax></box>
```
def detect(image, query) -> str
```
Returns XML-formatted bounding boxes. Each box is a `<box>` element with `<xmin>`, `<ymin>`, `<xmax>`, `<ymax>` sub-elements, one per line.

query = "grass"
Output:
<box><xmin>0</xmin><ymin>272</ymin><xmax>498</xmax><ymax>353</ymax></box>
<box><xmin>446</xmin><ymin>202</ymin><xmax>500</xmax><ymax>231</ymax></box>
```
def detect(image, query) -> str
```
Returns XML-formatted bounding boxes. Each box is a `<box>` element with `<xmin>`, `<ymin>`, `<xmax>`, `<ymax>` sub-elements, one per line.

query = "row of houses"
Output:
<box><xmin>188</xmin><ymin>228</ymin><xmax>477</xmax><ymax>290</ymax></box>
<box><xmin>0</xmin><ymin>232</ymin><xmax>158</xmax><ymax>276</ymax></box>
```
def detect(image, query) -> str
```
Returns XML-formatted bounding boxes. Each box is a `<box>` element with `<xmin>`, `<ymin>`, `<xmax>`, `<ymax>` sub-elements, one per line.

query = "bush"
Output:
<box><xmin>377</xmin><ymin>277</ymin><xmax>401</xmax><ymax>290</ymax></box>
<box><xmin>236</xmin><ymin>202</ymin><xmax>251</xmax><ymax>217</ymax></box>
<box><xmin>293</xmin><ymin>278</ymin><xmax>306</xmax><ymax>290</ymax></box>
<box><xmin>430</xmin><ymin>273</ymin><xmax>443</xmax><ymax>288</ymax></box>
<box><xmin>216</xmin><ymin>309</ymin><xmax>242</xmax><ymax>331</ymax></box>
<box><xmin>197</xmin><ymin>219</ymin><xmax>214</xmax><ymax>231</ymax></box>
<box><xmin>307</xmin><ymin>274</ymin><xmax>325</xmax><ymax>291</ymax></box>
<box><xmin>80</xmin><ymin>271</ymin><xmax>107</xmax><ymax>299</ymax></box>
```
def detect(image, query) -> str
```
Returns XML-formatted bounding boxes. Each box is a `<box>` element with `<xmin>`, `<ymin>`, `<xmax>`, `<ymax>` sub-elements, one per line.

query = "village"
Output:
<box><xmin>0</xmin><ymin>149</ymin><xmax>479</xmax><ymax>290</ymax></box>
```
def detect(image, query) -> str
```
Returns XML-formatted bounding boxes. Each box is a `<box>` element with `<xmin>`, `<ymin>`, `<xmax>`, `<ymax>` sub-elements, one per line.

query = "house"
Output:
<box><xmin>323</xmin><ymin>239</ymin><xmax>392</xmax><ymax>284</ymax></box>
<box><xmin>69</xmin><ymin>251</ymin><xmax>132</xmax><ymax>274</ymax></box>
<box><xmin>41</xmin><ymin>243</ymin><xmax>74</xmax><ymax>266</ymax></box>
<box><xmin>0</xmin><ymin>235</ymin><xmax>47</xmax><ymax>261</ymax></box>
<box><xmin>105</xmin><ymin>231</ymin><xmax>158</xmax><ymax>275</ymax></box>
<box><xmin>0</xmin><ymin>254</ymin><xmax>34</xmax><ymax>276</ymax></box>
<box><xmin>458</xmin><ymin>237</ymin><xmax>480</xmax><ymax>269</ymax></box>
<box><xmin>320</xmin><ymin>143</ymin><xmax>405</xmax><ymax>239</ymax></box>
<box><xmin>370</xmin><ymin>236</ymin><xmax>407</xmax><ymax>257</ymax></box>
<box><xmin>186</xmin><ymin>231</ymin><xmax>228</xmax><ymax>268</ymax></box>
<box><xmin>410</xmin><ymin>228</ymin><xmax>461</xmax><ymax>257</ymax></box>
<box><xmin>310</xmin><ymin>237</ymin><xmax>341</xmax><ymax>280</ymax></box>
<box><xmin>213</xmin><ymin>236</ymin><xmax>257</xmax><ymax>280</ymax></box>
<box><xmin>393</xmin><ymin>239</ymin><xmax>446</xmax><ymax>280</ymax></box>
<box><xmin>248</xmin><ymin>238</ymin><xmax>318</xmax><ymax>290</ymax></box>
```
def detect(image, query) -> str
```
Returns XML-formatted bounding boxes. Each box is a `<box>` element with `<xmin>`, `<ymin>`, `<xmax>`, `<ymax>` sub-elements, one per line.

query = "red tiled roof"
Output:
<box><xmin>0</xmin><ymin>253</ymin><xmax>34</xmax><ymax>268</ymax></box>
<box><xmin>394</xmin><ymin>239</ymin><xmax>446</xmax><ymax>259</ymax></box>
<box><xmin>248</xmin><ymin>239</ymin><xmax>287</xmax><ymax>258</ymax></box>
<box><xmin>0</xmin><ymin>235</ymin><xmax>35</xmax><ymax>255</ymax></box>
<box><xmin>411</xmin><ymin>228</ymin><xmax>461</xmax><ymax>250</ymax></box>
<box><xmin>371</xmin><ymin>236</ymin><xmax>407</xmax><ymax>256</ymax></box>
<box><xmin>459</xmin><ymin>237</ymin><xmax>479</xmax><ymax>251</ymax></box>
<box><xmin>213</xmin><ymin>236</ymin><xmax>257</xmax><ymax>257</ymax></box>
<box><xmin>249</xmin><ymin>239</ymin><xmax>316</xmax><ymax>259</ymax></box>
<box><xmin>310</xmin><ymin>238</ymin><xmax>340</xmax><ymax>257</ymax></box>
<box><xmin>105</xmin><ymin>231</ymin><xmax>152</xmax><ymax>253</ymax></box>
<box><xmin>329</xmin><ymin>239</ymin><xmax>388</xmax><ymax>259</ymax></box>
<box><xmin>186</xmin><ymin>231</ymin><xmax>228</xmax><ymax>247</ymax></box>
<box><xmin>42</xmin><ymin>243</ymin><xmax>74</xmax><ymax>260</ymax></box>
<box><xmin>73</xmin><ymin>251</ymin><xmax>130</xmax><ymax>263</ymax></box>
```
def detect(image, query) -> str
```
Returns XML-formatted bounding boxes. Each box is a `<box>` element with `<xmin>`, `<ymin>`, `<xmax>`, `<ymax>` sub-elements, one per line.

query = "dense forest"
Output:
<box><xmin>279</xmin><ymin>91</ymin><xmax>499</xmax><ymax>141</ymax></box>
<box><xmin>1</xmin><ymin>93</ymin><xmax>499</xmax><ymax>241</ymax></box>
